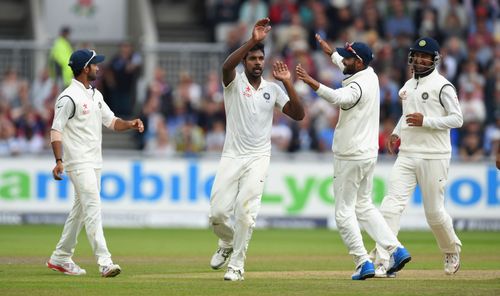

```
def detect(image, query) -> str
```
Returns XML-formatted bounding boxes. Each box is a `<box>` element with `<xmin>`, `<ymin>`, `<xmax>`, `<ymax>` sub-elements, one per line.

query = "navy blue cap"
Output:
<box><xmin>336</xmin><ymin>42</ymin><xmax>374</xmax><ymax>66</ymax></box>
<box><xmin>68</xmin><ymin>49</ymin><xmax>105</xmax><ymax>71</ymax></box>
<box><xmin>409</xmin><ymin>37</ymin><xmax>440</xmax><ymax>56</ymax></box>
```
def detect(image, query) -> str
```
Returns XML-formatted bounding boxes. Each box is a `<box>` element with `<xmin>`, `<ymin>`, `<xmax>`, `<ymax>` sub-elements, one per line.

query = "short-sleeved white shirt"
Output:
<box><xmin>52</xmin><ymin>79</ymin><xmax>115</xmax><ymax>171</ymax></box>
<box><xmin>221</xmin><ymin>72</ymin><xmax>289</xmax><ymax>157</ymax></box>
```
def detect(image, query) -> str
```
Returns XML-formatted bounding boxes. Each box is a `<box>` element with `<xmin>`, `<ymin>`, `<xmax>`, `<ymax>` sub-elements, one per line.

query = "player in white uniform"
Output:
<box><xmin>372</xmin><ymin>37</ymin><xmax>463</xmax><ymax>277</ymax></box>
<box><xmin>209</xmin><ymin>18</ymin><xmax>305</xmax><ymax>281</ymax></box>
<box><xmin>295</xmin><ymin>34</ymin><xmax>411</xmax><ymax>280</ymax></box>
<box><xmin>46</xmin><ymin>49</ymin><xmax>144</xmax><ymax>277</ymax></box>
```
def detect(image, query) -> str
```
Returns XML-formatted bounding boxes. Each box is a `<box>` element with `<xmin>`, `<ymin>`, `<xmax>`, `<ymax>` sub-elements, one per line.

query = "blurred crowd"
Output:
<box><xmin>0</xmin><ymin>0</ymin><xmax>498</xmax><ymax>162</ymax></box>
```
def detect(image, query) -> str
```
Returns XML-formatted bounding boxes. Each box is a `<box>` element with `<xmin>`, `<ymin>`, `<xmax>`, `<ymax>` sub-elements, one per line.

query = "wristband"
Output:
<box><xmin>56</xmin><ymin>158</ymin><xmax>63</xmax><ymax>163</ymax></box>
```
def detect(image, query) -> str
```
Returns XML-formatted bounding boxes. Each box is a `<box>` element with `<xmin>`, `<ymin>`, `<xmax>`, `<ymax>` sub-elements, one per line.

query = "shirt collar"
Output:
<box><xmin>72</xmin><ymin>78</ymin><xmax>93</xmax><ymax>90</ymax></box>
<box><xmin>343</xmin><ymin>66</ymin><xmax>373</xmax><ymax>84</ymax></box>
<box><xmin>414</xmin><ymin>68</ymin><xmax>439</xmax><ymax>83</ymax></box>
<box><xmin>242</xmin><ymin>72</ymin><xmax>268</xmax><ymax>90</ymax></box>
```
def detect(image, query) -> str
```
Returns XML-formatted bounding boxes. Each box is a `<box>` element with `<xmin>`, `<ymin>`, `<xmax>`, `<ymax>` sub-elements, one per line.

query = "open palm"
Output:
<box><xmin>252</xmin><ymin>18</ymin><xmax>271</xmax><ymax>42</ymax></box>
<box><xmin>273</xmin><ymin>61</ymin><xmax>290</xmax><ymax>81</ymax></box>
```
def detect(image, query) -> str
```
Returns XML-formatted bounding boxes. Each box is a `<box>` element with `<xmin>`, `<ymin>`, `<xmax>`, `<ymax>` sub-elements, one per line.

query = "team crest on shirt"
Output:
<box><xmin>421</xmin><ymin>92</ymin><xmax>429</xmax><ymax>101</ymax></box>
<box><xmin>82</xmin><ymin>103</ymin><xmax>90</xmax><ymax>114</ymax></box>
<box><xmin>400</xmin><ymin>90</ymin><xmax>407</xmax><ymax>100</ymax></box>
<box><xmin>263</xmin><ymin>92</ymin><xmax>270</xmax><ymax>102</ymax></box>
<box><xmin>243</xmin><ymin>86</ymin><xmax>252</xmax><ymax>97</ymax></box>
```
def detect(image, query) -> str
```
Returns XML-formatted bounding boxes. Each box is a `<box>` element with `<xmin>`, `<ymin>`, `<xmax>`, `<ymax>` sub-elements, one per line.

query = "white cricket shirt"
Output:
<box><xmin>314</xmin><ymin>52</ymin><xmax>380</xmax><ymax>160</ymax></box>
<box><xmin>51</xmin><ymin>79</ymin><xmax>115</xmax><ymax>171</ymax></box>
<box><xmin>221</xmin><ymin>72</ymin><xmax>290</xmax><ymax>157</ymax></box>
<box><xmin>394</xmin><ymin>69</ymin><xmax>463</xmax><ymax>159</ymax></box>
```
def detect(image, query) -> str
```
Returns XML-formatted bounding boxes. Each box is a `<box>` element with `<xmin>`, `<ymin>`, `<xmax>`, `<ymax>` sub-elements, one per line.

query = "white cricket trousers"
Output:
<box><xmin>209</xmin><ymin>155</ymin><xmax>270</xmax><ymax>272</ymax></box>
<box><xmin>50</xmin><ymin>168</ymin><xmax>113</xmax><ymax>267</ymax></box>
<box><xmin>334</xmin><ymin>158</ymin><xmax>401</xmax><ymax>268</ymax></box>
<box><xmin>374</xmin><ymin>156</ymin><xmax>462</xmax><ymax>265</ymax></box>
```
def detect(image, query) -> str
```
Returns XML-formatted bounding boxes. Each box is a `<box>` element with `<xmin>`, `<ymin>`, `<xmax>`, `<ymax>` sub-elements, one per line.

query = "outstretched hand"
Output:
<box><xmin>272</xmin><ymin>61</ymin><xmax>290</xmax><ymax>82</ymax></box>
<box><xmin>252</xmin><ymin>18</ymin><xmax>271</xmax><ymax>42</ymax></box>
<box><xmin>315</xmin><ymin>34</ymin><xmax>333</xmax><ymax>56</ymax></box>
<box><xmin>296</xmin><ymin>64</ymin><xmax>319</xmax><ymax>91</ymax></box>
<box><xmin>130</xmin><ymin>119</ymin><xmax>144</xmax><ymax>133</ymax></box>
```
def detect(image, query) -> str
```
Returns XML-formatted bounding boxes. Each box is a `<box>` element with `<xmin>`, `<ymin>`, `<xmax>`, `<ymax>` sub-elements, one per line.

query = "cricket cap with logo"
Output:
<box><xmin>68</xmin><ymin>49</ymin><xmax>105</xmax><ymax>72</ymax></box>
<box><xmin>336</xmin><ymin>42</ymin><xmax>374</xmax><ymax>66</ymax></box>
<box><xmin>409</xmin><ymin>37</ymin><xmax>440</xmax><ymax>56</ymax></box>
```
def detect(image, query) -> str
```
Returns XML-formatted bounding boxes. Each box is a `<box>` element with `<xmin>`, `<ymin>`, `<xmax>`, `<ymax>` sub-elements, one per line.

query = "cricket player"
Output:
<box><xmin>296</xmin><ymin>34</ymin><xmax>411</xmax><ymax>280</ymax></box>
<box><xmin>208</xmin><ymin>18</ymin><xmax>305</xmax><ymax>281</ymax></box>
<box><xmin>372</xmin><ymin>37</ymin><xmax>463</xmax><ymax>277</ymax></box>
<box><xmin>46</xmin><ymin>49</ymin><xmax>144</xmax><ymax>277</ymax></box>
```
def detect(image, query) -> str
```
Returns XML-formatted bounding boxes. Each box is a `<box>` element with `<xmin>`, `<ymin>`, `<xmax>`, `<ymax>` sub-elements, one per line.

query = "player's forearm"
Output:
<box><xmin>51</xmin><ymin>141</ymin><xmax>63</xmax><ymax>162</ymax></box>
<box><xmin>112</xmin><ymin>118</ymin><xmax>134</xmax><ymax>131</ymax></box>
<box><xmin>282</xmin><ymin>79</ymin><xmax>304</xmax><ymax>120</ymax></box>
<box><xmin>222</xmin><ymin>39</ymin><xmax>259</xmax><ymax>73</ymax></box>
<box><xmin>316</xmin><ymin>83</ymin><xmax>359</xmax><ymax>106</ymax></box>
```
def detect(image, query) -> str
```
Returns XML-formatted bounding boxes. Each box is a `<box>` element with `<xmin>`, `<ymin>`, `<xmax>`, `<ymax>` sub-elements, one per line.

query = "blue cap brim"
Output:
<box><xmin>336</xmin><ymin>47</ymin><xmax>356</xmax><ymax>59</ymax></box>
<box><xmin>89</xmin><ymin>54</ymin><xmax>105</xmax><ymax>64</ymax></box>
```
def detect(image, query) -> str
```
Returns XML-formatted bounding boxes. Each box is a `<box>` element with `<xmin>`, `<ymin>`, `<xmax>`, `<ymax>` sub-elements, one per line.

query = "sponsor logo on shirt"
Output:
<box><xmin>243</xmin><ymin>86</ymin><xmax>252</xmax><ymax>98</ymax></box>
<box><xmin>400</xmin><ymin>90</ymin><xmax>407</xmax><ymax>100</ymax></box>
<box><xmin>82</xmin><ymin>103</ymin><xmax>90</xmax><ymax>115</ymax></box>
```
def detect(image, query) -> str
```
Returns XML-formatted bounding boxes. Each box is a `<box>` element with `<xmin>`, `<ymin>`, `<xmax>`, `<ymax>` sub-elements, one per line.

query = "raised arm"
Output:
<box><xmin>273</xmin><ymin>61</ymin><xmax>304</xmax><ymax>121</ymax></box>
<box><xmin>222</xmin><ymin>18</ymin><xmax>271</xmax><ymax>86</ymax></box>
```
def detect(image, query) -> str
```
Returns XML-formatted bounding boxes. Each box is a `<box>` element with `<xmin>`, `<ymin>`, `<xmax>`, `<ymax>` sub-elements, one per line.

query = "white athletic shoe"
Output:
<box><xmin>46</xmin><ymin>260</ymin><xmax>86</xmax><ymax>276</ymax></box>
<box><xmin>100</xmin><ymin>263</ymin><xmax>121</xmax><ymax>277</ymax></box>
<box><xmin>224</xmin><ymin>267</ymin><xmax>244</xmax><ymax>281</ymax></box>
<box><xmin>210</xmin><ymin>247</ymin><xmax>233</xmax><ymax>270</ymax></box>
<box><xmin>374</xmin><ymin>264</ymin><xmax>396</xmax><ymax>278</ymax></box>
<box><xmin>444</xmin><ymin>253</ymin><xmax>460</xmax><ymax>275</ymax></box>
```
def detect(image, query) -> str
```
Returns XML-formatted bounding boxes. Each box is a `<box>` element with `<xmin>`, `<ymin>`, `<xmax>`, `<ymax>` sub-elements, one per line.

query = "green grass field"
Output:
<box><xmin>0</xmin><ymin>225</ymin><xmax>499</xmax><ymax>295</ymax></box>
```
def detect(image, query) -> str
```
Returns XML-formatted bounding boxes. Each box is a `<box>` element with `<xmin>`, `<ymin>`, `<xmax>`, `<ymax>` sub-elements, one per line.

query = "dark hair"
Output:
<box><xmin>71</xmin><ymin>66</ymin><xmax>84</xmax><ymax>78</ymax></box>
<box><xmin>243</xmin><ymin>43</ymin><xmax>265</xmax><ymax>60</ymax></box>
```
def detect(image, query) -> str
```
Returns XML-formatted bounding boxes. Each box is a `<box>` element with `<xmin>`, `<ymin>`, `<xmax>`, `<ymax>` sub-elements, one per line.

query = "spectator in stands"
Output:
<box><xmin>0</xmin><ymin>116</ymin><xmax>18</xmax><ymax>156</ymax></box>
<box><xmin>197</xmin><ymin>98</ymin><xmax>225</xmax><ymax>132</ymax></box>
<box><xmin>13</xmin><ymin>107</ymin><xmax>45</xmax><ymax>154</ymax></box>
<box><xmin>384</xmin><ymin>0</ymin><xmax>415</xmax><ymax>39</ymax></box>
<box><xmin>174</xmin><ymin>117</ymin><xmax>205</xmax><ymax>155</ymax></box>
<box><xmin>49</xmin><ymin>26</ymin><xmax>73</xmax><ymax>87</ymax></box>
<box><xmin>175</xmin><ymin>71</ymin><xmax>203</xmax><ymax>116</ymax></box>
<box><xmin>269</xmin><ymin>0</ymin><xmax>297</xmax><ymax>25</ymax></box>
<box><xmin>106</xmin><ymin>42</ymin><xmax>142</xmax><ymax>117</ymax></box>
<box><xmin>144</xmin><ymin>114</ymin><xmax>175</xmax><ymax>157</ymax></box>
<box><xmin>238</xmin><ymin>0</ymin><xmax>268</xmax><ymax>38</ymax></box>
<box><xmin>1</xmin><ymin>67</ymin><xmax>29</xmax><ymax>110</ymax></box>
<box><xmin>205</xmin><ymin>119</ymin><xmax>226</xmax><ymax>152</ymax></box>
<box><xmin>459</xmin><ymin>82</ymin><xmax>486</xmax><ymax>124</ymax></box>
<box><xmin>31</xmin><ymin>67</ymin><xmax>58</xmax><ymax>120</ymax></box>
<box><xmin>288</xmin><ymin>114</ymin><xmax>319</xmax><ymax>152</ymax></box>
<box><xmin>439</xmin><ymin>0</ymin><xmax>467</xmax><ymax>38</ymax></box>
<box><xmin>459</xmin><ymin>131</ymin><xmax>484</xmax><ymax>162</ymax></box>
<box><xmin>208</xmin><ymin>0</ymin><xmax>240</xmax><ymax>24</ymax></box>
<box><xmin>271</xmin><ymin>111</ymin><xmax>293</xmax><ymax>152</ymax></box>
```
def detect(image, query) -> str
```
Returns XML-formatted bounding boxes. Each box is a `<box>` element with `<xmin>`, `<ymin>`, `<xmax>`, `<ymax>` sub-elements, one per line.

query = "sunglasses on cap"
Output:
<box><xmin>83</xmin><ymin>50</ymin><xmax>97</xmax><ymax>68</ymax></box>
<box><xmin>344</xmin><ymin>42</ymin><xmax>363</xmax><ymax>62</ymax></box>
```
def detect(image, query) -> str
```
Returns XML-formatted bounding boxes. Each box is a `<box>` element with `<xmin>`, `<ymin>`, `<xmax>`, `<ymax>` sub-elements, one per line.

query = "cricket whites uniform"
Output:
<box><xmin>314</xmin><ymin>52</ymin><xmax>402</xmax><ymax>268</ymax></box>
<box><xmin>209</xmin><ymin>71</ymin><xmax>289</xmax><ymax>272</ymax></box>
<box><xmin>50</xmin><ymin>79</ymin><xmax>116</xmax><ymax>268</ymax></box>
<box><xmin>375</xmin><ymin>68</ymin><xmax>463</xmax><ymax>265</ymax></box>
